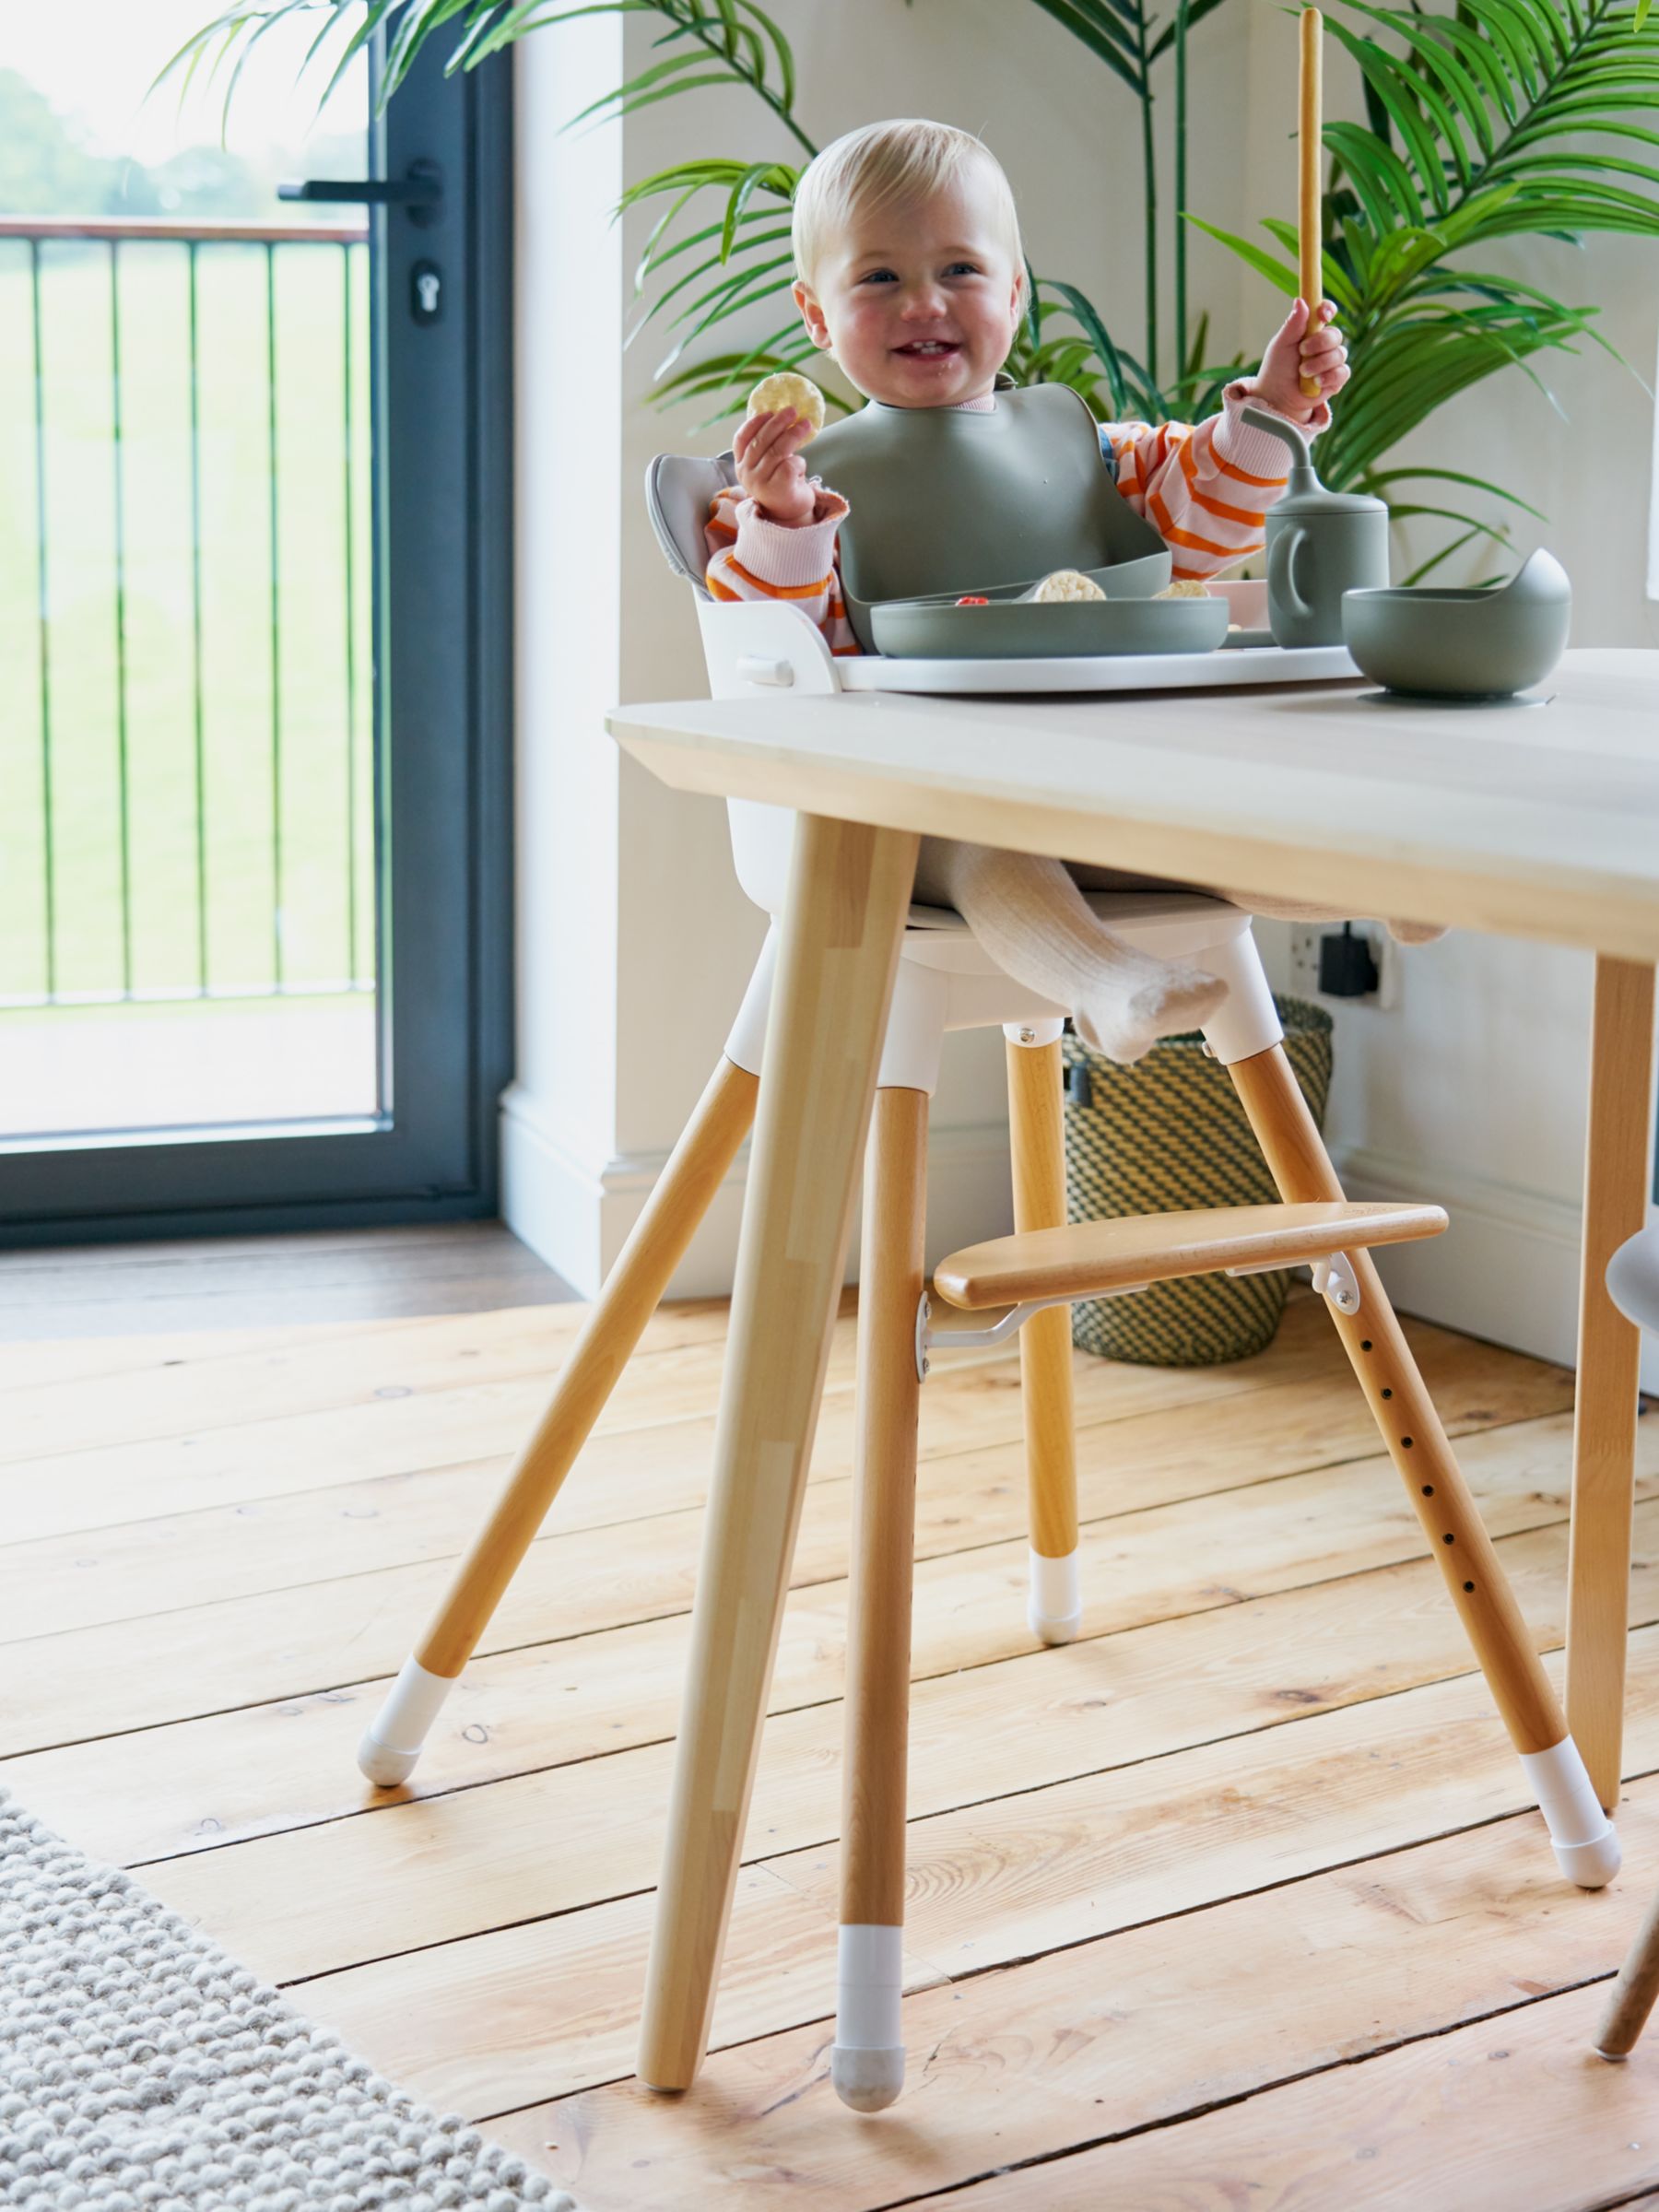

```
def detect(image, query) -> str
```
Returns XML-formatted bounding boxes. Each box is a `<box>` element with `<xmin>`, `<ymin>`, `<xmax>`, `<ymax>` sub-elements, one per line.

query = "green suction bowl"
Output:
<box><xmin>1342</xmin><ymin>547</ymin><xmax>1571</xmax><ymax>699</ymax></box>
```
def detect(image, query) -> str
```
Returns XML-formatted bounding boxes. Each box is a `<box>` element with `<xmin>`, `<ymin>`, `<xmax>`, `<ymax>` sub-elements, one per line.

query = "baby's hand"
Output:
<box><xmin>1254</xmin><ymin>298</ymin><xmax>1349</xmax><ymax>422</ymax></box>
<box><xmin>733</xmin><ymin>408</ymin><xmax>819</xmax><ymax>527</ymax></box>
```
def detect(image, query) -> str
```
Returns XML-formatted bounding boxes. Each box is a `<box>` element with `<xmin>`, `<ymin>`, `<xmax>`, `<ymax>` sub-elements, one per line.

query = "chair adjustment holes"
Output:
<box><xmin>1380</xmin><ymin>1388</ymin><xmax>1393</xmax><ymax>1400</ymax></box>
<box><xmin>1442</xmin><ymin>1532</ymin><xmax>1455</xmax><ymax>1545</ymax></box>
<box><xmin>1400</xmin><ymin>1436</ymin><xmax>1414</xmax><ymax>1449</ymax></box>
<box><xmin>1463</xmin><ymin>1582</ymin><xmax>1476</xmax><ymax>1594</ymax></box>
<box><xmin>1421</xmin><ymin>1485</ymin><xmax>1434</xmax><ymax>1497</ymax></box>
<box><xmin>1360</xmin><ymin>1339</ymin><xmax>1373</xmax><ymax>1352</ymax></box>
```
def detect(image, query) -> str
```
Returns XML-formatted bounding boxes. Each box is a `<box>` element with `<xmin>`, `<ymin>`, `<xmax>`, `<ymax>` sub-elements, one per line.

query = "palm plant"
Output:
<box><xmin>169</xmin><ymin>0</ymin><xmax>1659</xmax><ymax>574</ymax></box>
<box><xmin>1184</xmin><ymin>0</ymin><xmax>1659</xmax><ymax>578</ymax></box>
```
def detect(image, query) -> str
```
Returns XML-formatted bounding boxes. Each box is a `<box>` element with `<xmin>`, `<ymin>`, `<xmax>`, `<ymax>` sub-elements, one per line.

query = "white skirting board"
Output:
<box><xmin>1337</xmin><ymin>1143</ymin><xmax>1659</xmax><ymax>1395</ymax></box>
<box><xmin>501</xmin><ymin>1081</ymin><xmax>1016</xmax><ymax>1301</ymax></box>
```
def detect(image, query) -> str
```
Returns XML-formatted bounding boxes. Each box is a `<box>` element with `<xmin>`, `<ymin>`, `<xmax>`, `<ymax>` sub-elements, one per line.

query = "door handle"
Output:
<box><xmin>277</xmin><ymin>159</ymin><xmax>442</xmax><ymax>227</ymax></box>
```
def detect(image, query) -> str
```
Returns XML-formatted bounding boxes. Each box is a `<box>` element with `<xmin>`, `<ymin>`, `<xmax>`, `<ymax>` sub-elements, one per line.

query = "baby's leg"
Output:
<box><xmin>916</xmin><ymin>838</ymin><xmax>1227</xmax><ymax>1065</ymax></box>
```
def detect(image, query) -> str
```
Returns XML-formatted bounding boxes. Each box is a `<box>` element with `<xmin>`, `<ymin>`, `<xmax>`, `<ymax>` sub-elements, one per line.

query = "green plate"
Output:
<box><xmin>869</xmin><ymin>593</ymin><xmax>1230</xmax><ymax>661</ymax></box>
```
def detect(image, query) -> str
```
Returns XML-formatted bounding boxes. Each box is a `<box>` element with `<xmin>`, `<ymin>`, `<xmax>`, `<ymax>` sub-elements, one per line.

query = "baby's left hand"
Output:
<box><xmin>1253</xmin><ymin>298</ymin><xmax>1349</xmax><ymax>422</ymax></box>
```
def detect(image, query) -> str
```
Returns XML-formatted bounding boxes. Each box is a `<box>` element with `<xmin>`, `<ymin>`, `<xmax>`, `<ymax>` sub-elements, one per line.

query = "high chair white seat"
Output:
<box><xmin>357</xmin><ymin>447</ymin><xmax>1621</xmax><ymax>2123</ymax></box>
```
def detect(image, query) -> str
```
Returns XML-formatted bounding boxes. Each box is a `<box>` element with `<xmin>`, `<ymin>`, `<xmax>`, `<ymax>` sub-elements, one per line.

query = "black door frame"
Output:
<box><xmin>0</xmin><ymin>45</ymin><xmax>514</xmax><ymax>1247</ymax></box>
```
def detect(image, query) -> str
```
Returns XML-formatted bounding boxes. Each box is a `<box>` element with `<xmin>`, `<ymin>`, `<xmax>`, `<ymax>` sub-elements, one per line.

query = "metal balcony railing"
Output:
<box><xmin>0</xmin><ymin>216</ymin><xmax>374</xmax><ymax>1010</ymax></box>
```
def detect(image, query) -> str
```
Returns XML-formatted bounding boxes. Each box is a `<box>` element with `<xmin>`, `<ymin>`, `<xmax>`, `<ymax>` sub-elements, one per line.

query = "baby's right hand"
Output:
<box><xmin>734</xmin><ymin>408</ymin><xmax>818</xmax><ymax>527</ymax></box>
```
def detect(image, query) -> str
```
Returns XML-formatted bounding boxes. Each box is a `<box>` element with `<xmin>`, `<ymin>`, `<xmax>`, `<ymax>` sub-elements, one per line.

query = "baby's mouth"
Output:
<box><xmin>893</xmin><ymin>338</ymin><xmax>961</xmax><ymax>358</ymax></box>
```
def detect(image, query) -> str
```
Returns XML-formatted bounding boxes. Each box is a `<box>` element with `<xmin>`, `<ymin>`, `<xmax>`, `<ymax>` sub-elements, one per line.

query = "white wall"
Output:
<box><xmin>509</xmin><ymin>1</ymin><xmax>1657</xmax><ymax>1347</ymax></box>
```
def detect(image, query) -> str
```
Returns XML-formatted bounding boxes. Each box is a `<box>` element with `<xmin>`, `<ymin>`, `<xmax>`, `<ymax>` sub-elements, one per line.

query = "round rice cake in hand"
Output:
<box><xmin>1030</xmin><ymin>568</ymin><xmax>1107</xmax><ymax>604</ymax></box>
<box><xmin>746</xmin><ymin>371</ymin><xmax>825</xmax><ymax>439</ymax></box>
<box><xmin>1155</xmin><ymin>579</ymin><xmax>1212</xmax><ymax>600</ymax></box>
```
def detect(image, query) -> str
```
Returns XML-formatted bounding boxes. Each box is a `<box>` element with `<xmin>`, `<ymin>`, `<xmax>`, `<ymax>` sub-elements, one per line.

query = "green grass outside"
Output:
<box><xmin>0</xmin><ymin>236</ymin><xmax>375</xmax><ymax>1006</ymax></box>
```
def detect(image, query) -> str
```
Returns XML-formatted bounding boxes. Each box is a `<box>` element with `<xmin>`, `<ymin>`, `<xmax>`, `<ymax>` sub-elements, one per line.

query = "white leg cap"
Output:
<box><xmin>1521</xmin><ymin>1738</ymin><xmax>1621</xmax><ymax>1889</ymax></box>
<box><xmin>1552</xmin><ymin>1828</ymin><xmax>1622</xmax><ymax>1890</ymax></box>
<box><xmin>1027</xmin><ymin>1547</ymin><xmax>1082</xmax><ymax>1645</ymax></box>
<box><xmin>835</xmin><ymin>1924</ymin><xmax>904</xmax><ymax>2112</ymax></box>
<box><xmin>357</xmin><ymin>1732</ymin><xmax>420</xmax><ymax>1788</ymax></box>
<box><xmin>830</xmin><ymin>2044</ymin><xmax>905</xmax><ymax>2112</ymax></box>
<box><xmin>357</xmin><ymin>1654</ymin><xmax>455</xmax><ymax>1788</ymax></box>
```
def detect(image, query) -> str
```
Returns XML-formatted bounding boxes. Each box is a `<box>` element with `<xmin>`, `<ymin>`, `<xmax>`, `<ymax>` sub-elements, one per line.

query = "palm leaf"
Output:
<box><xmin>1367</xmin><ymin>464</ymin><xmax>1549</xmax><ymax>519</ymax></box>
<box><xmin>1327</xmin><ymin>18</ymin><xmax>1455</xmax><ymax>208</ymax></box>
<box><xmin>1024</xmin><ymin>0</ymin><xmax>1147</xmax><ymax>89</ymax></box>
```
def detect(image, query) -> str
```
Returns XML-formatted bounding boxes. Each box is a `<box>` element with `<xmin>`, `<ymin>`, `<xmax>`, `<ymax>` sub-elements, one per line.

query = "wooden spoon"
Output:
<box><xmin>1300</xmin><ymin>6</ymin><xmax>1324</xmax><ymax>400</ymax></box>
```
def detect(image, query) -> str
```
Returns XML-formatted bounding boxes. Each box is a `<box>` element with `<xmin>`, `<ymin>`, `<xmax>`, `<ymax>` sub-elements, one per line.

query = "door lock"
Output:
<box><xmin>412</xmin><ymin>262</ymin><xmax>443</xmax><ymax>324</ymax></box>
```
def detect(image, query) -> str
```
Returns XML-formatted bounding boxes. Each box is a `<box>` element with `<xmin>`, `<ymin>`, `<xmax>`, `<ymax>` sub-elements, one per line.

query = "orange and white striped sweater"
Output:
<box><xmin>704</xmin><ymin>379</ymin><xmax>1327</xmax><ymax>652</ymax></box>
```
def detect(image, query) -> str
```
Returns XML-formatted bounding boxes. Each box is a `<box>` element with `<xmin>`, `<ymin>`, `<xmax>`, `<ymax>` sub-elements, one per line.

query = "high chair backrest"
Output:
<box><xmin>645</xmin><ymin>452</ymin><xmax>735</xmax><ymax>596</ymax></box>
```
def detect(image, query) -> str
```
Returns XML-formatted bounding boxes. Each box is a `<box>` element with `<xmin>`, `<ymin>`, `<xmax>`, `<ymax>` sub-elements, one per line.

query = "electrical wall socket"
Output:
<box><xmin>1286</xmin><ymin>921</ymin><xmax>1400</xmax><ymax>1009</ymax></box>
<box><xmin>1288</xmin><ymin>924</ymin><xmax>1323</xmax><ymax>998</ymax></box>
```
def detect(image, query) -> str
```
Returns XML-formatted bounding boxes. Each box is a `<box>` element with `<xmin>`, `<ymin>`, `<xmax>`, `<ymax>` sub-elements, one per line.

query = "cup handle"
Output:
<box><xmin>1268</xmin><ymin>524</ymin><xmax>1312</xmax><ymax>622</ymax></box>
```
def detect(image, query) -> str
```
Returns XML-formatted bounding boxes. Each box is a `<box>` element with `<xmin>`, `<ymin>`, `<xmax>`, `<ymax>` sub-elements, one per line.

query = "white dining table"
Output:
<box><xmin>607</xmin><ymin>645</ymin><xmax>1659</xmax><ymax>2088</ymax></box>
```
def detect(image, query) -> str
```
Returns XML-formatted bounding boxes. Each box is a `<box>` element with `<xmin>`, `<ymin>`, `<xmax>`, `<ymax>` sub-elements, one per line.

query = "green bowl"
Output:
<box><xmin>1342</xmin><ymin>548</ymin><xmax>1571</xmax><ymax>699</ymax></box>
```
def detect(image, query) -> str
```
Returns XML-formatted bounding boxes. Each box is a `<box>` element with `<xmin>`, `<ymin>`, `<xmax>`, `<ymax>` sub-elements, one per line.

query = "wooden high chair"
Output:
<box><xmin>354</xmin><ymin>451</ymin><xmax>1620</xmax><ymax>2114</ymax></box>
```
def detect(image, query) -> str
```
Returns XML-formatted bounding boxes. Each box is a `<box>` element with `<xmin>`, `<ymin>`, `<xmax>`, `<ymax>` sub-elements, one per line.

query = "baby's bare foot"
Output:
<box><xmin>1073</xmin><ymin>961</ymin><xmax>1228</xmax><ymax>1066</ymax></box>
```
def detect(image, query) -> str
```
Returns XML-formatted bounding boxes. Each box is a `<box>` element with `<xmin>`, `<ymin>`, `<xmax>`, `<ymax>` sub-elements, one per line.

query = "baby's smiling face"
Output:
<box><xmin>793</xmin><ymin>168</ymin><xmax>1024</xmax><ymax>410</ymax></box>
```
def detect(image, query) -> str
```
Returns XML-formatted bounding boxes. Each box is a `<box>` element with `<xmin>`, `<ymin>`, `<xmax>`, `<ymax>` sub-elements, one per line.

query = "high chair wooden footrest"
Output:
<box><xmin>932</xmin><ymin>1199</ymin><xmax>1447</xmax><ymax>1313</ymax></box>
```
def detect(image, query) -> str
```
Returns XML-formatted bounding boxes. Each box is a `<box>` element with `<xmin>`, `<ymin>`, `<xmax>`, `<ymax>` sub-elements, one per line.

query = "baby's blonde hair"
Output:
<box><xmin>792</xmin><ymin>119</ymin><xmax>1025</xmax><ymax>300</ymax></box>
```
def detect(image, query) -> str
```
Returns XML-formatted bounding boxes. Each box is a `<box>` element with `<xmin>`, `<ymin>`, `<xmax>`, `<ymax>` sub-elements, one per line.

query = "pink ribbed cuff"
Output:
<box><xmin>729</xmin><ymin>486</ymin><xmax>849</xmax><ymax>586</ymax></box>
<box><xmin>1216</xmin><ymin>379</ymin><xmax>1331</xmax><ymax>477</ymax></box>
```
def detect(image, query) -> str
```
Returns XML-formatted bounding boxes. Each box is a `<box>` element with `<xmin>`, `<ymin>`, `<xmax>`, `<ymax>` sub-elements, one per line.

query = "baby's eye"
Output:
<box><xmin>858</xmin><ymin>268</ymin><xmax>897</xmax><ymax>285</ymax></box>
<box><xmin>944</xmin><ymin>262</ymin><xmax>982</xmax><ymax>277</ymax></box>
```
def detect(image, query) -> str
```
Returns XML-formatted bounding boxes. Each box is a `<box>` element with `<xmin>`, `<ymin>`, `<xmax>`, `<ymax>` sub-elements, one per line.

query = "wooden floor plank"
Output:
<box><xmin>2</xmin><ymin>1402</ymin><xmax>1635</xmax><ymax>1809</ymax></box>
<box><xmin>123</xmin><ymin>1530</ymin><xmax>1659</xmax><ymax>1989</ymax></box>
<box><xmin>0</xmin><ymin>1294</ymin><xmax>1348</xmax><ymax>1637</ymax></box>
<box><xmin>3</xmin><ymin>1293</ymin><xmax>1520</xmax><ymax>1551</ymax></box>
<box><xmin>194</xmin><ymin>1641</ymin><xmax>1659</xmax><ymax>2121</ymax></box>
<box><xmin>6</xmin><ymin>1399</ymin><xmax>1620</xmax><ymax>1863</ymax></box>
<box><xmin>0</xmin><ymin>1292</ymin><xmax>1382</xmax><ymax>1546</ymax></box>
<box><xmin>0</xmin><ymin>1304</ymin><xmax>1568</xmax><ymax>1656</ymax></box>
<box><xmin>0</xmin><ymin>1223</ymin><xmax>577</xmax><ymax>1339</ymax></box>
<box><xmin>0</xmin><ymin>1322</ymin><xmax>371</xmax><ymax>1395</ymax></box>
<box><xmin>467</xmin><ymin>1787</ymin><xmax>1659</xmax><ymax>2208</ymax></box>
<box><xmin>909</xmin><ymin>1977</ymin><xmax>1659</xmax><ymax>2212</ymax></box>
<box><xmin>0</xmin><ymin>1292</ymin><xmax>810</xmax><ymax>1477</ymax></box>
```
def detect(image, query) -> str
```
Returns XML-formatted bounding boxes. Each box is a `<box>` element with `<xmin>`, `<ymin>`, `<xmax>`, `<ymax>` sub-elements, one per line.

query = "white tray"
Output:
<box><xmin>837</xmin><ymin>641</ymin><xmax>1360</xmax><ymax>696</ymax></box>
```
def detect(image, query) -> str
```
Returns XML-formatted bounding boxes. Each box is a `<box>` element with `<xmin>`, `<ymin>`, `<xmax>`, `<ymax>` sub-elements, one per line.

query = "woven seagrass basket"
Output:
<box><xmin>1061</xmin><ymin>994</ymin><xmax>1335</xmax><ymax>1367</ymax></box>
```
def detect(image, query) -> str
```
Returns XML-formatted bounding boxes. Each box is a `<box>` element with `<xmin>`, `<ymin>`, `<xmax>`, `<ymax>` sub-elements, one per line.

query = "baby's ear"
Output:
<box><xmin>793</xmin><ymin>278</ymin><xmax>833</xmax><ymax>351</ymax></box>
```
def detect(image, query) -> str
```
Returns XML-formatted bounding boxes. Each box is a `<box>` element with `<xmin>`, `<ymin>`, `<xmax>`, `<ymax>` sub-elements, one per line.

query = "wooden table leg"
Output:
<box><xmin>637</xmin><ymin>814</ymin><xmax>919</xmax><ymax>2094</ymax></box>
<box><xmin>1567</xmin><ymin>957</ymin><xmax>1657</xmax><ymax>1812</ymax></box>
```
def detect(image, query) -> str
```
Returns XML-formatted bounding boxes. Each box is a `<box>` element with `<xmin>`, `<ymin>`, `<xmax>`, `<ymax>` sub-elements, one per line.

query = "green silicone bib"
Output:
<box><xmin>808</xmin><ymin>378</ymin><xmax>1171</xmax><ymax>649</ymax></box>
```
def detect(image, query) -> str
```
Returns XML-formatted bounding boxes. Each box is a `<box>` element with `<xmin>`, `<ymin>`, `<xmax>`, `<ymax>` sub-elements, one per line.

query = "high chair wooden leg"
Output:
<box><xmin>1229</xmin><ymin>1041</ymin><xmax>1620</xmax><ymax>1890</ymax></box>
<box><xmin>832</xmin><ymin>1085</ymin><xmax>928</xmax><ymax>2114</ymax></box>
<box><xmin>638</xmin><ymin>816</ymin><xmax>918</xmax><ymax>2095</ymax></box>
<box><xmin>1567</xmin><ymin>957</ymin><xmax>1657</xmax><ymax>1813</ymax></box>
<box><xmin>1596</xmin><ymin>1882</ymin><xmax>1659</xmax><ymax>2059</ymax></box>
<box><xmin>1006</xmin><ymin>1026</ymin><xmax>1081</xmax><ymax>1643</ymax></box>
<box><xmin>357</xmin><ymin>1052</ymin><xmax>759</xmax><ymax>1788</ymax></box>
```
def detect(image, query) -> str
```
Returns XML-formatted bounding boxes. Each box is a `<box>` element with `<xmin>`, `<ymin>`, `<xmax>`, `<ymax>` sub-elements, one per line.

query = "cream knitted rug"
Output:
<box><xmin>0</xmin><ymin>1789</ymin><xmax>579</xmax><ymax>2211</ymax></box>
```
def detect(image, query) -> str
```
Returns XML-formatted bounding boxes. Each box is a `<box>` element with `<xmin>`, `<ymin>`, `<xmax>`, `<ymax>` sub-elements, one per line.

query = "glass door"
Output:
<box><xmin>0</xmin><ymin>11</ymin><xmax>511</xmax><ymax>1237</ymax></box>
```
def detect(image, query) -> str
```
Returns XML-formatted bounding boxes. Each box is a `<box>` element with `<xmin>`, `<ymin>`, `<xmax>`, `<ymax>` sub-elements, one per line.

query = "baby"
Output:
<box><xmin>705</xmin><ymin>118</ymin><xmax>1366</xmax><ymax>1062</ymax></box>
